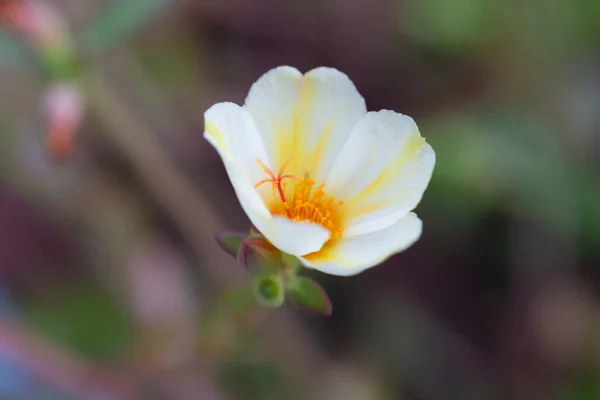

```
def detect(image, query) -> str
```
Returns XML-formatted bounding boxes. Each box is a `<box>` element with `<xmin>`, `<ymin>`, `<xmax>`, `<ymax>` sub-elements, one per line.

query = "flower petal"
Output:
<box><xmin>204</xmin><ymin>102</ymin><xmax>272</xmax><ymax>183</ymax></box>
<box><xmin>326</xmin><ymin>110</ymin><xmax>435</xmax><ymax>236</ymax></box>
<box><xmin>300</xmin><ymin>212</ymin><xmax>422</xmax><ymax>276</ymax></box>
<box><xmin>266</xmin><ymin>217</ymin><xmax>330</xmax><ymax>256</ymax></box>
<box><xmin>204</xmin><ymin>102</ymin><xmax>330</xmax><ymax>257</ymax></box>
<box><xmin>204</xmin><ymin>102</ymin><xmax>272</xmax><ymax>237</ymax></box>
<box><xmin>244</xmin><ymin>66</ymin><xmax>367</xmax><ymax>181</ymax></box>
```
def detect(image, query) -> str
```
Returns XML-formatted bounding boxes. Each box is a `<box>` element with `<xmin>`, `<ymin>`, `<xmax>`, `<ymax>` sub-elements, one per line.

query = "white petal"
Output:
<box><xmin>244</xmin><ymin>66</ymin><xmax>367</xmax><ymax>181</ymax></box>
<box><xmin>265</xmin><ymin>217</ymin><xmax>331</xmax><ymax>256</ymax></box>
<box><xmin>204</xmin><ymin>103</ymin><xmax>271</xmax><ymax>237</ymax></box>
<box><xmin>204</xmin><ymin>102</ymin><xmax>330</xmax><ymax>257</ymax></box>
<box><xmin>300</xmin><ymin>213</ymin><xmax>422</xmax><ymax>276</ymax></box>
<box><xmin>326</xmin><ymin>110</ymin><xmax>435</xmax><ymax>236</ymax></box>
<box><xmin>204</xmin><ymin>102</ymin><xmax>272</xmax><ymax>183</ymax></box>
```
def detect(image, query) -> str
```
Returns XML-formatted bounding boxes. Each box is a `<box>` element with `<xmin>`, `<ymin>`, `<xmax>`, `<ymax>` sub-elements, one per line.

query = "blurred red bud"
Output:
<box><xmin>0</xmin><ymin>0</ymin><xmax>70</xmax><ymax>50</ymax></box>
<box><xmin>0</xmin><ymin>1</ymin><xmax>24</xmax><ymax>25</ymax></box>
<box><xmin>41</xmin><ymin>82</ymin><xmax>83</xmax><ymax>159</ymax></box>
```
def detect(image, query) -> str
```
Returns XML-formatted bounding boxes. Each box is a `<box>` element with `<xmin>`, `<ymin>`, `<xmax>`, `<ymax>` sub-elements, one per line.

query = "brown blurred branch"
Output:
<box><xmin>85</xmin><ymin>69</ymin><xmax>240</xmax><ymax>287</ymax></box>
<box><xmin>0</xmin><ymin>314</ymin><xmax>138</xmax><ymax>400</ymax></box>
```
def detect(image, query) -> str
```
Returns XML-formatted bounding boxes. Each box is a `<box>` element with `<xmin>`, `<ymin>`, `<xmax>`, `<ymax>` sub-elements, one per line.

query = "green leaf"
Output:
<box><xmin>215</xmin><ymin>230</ymin><xmax>246</xmax><ymax>258</ymax></box>
<box><xmin>403</xmin><ymin>0</ymin><xmax>497</xmax><ymax>52</ymax></box>
<box><xmin>561</xmin><ymin>364</ymin><xmax>600</xmax><ymax>400</ymax></box>
<box><xmin>0</xmin><ymin>29</ymin><xmax>36</xmax><ymax>69</ymax></box>
<box><xmin>252</xmin><ymin>275</ymin><xmax>285</xmax><ymax>308</ymax></box>
<box><xmin>219</xmin><ymin>361</ymin><xmax>296</xmax><ymax>400</ymax></box>
<box><xmin>22</xmin><ymin>284</ymin><xmax>132</xmax><ymax>360</ymax></box>
<box><xmin>82</xmin><ymin>0</ymin><xmax>170</xmax><ymax>54</ymax></box>
<box><xmin>286</xmin><ymin>276</ymin><xmax>332</xmax><ymax>316</ymax></box>
<box><xmin>41</xmin><ymin>46</ymin><xmax>81</xmax><ymax>81</ymax></box>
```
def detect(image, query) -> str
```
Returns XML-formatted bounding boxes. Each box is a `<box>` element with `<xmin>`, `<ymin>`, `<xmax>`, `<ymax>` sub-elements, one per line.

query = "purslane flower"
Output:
<box><xmin>204</xmin><ymin>66</ymin><xmax>435</xmax><ymax>276</ymax></box>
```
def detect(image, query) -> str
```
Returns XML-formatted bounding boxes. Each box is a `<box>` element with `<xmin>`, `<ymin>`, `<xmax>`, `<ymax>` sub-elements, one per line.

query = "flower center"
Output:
<box><xmin>255</xmin><ymin>159</ymin><xmax>344</xmax><ymax>240</ymax></box>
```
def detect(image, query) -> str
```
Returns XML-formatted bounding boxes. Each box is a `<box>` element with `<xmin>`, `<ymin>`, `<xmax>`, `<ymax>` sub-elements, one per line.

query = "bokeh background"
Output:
<box><xmin>1</xmin><ymin>0</ymin><xmax>599</xmax><ymax>399</ymax></box>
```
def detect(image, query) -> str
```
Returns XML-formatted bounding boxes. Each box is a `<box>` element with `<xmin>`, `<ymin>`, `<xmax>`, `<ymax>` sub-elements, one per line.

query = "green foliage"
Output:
<box><xmin>562</xmin><ymin>365</ymin><xmax>600</xmax><ymax>400</ymax></box>
<box><xmin>41</xmin><ymin>46</ymin><xmax>81</xmax><ymax>81</ymax></box>
<box><xmin>222</xmin><ymin>232</ymin><xmax>333</xmax><ymax>313</ymax></box>
<box><xmin>219</xmin><ymin>362</ymin><xmax>297</xmax><ymax>400</ymax></box>
<box><xmin>576</xmin><ymin>177</ymin><xmax>600</xmax><ymax>251</ymax></box>
<box><xmin>403</xmin><ymin>0</ymin><xmax>497</xmax><ymax>51</ymax></box>
<box><xmin>82</xmin><ymin>0</ymin><xmax>170</xmax><ymax>54</ymax></box>
<box><xmin>424</xmin><ymin>111</ymin><xmax>600</xmax><ymax>249</ymax></box>
<box><xmin>286</xmin><ymin>276</ymin><xmax>332</xmax><ymax>316</ymax></box>
<box><xmin>22</xmin><ymin>283</ymin><xmax>132</xmax><ymax>360</ymax></box>
<box><xmin>576</xmin><ymin>0</ymin><xmax>600</xmax><ymax>43</ymax></box>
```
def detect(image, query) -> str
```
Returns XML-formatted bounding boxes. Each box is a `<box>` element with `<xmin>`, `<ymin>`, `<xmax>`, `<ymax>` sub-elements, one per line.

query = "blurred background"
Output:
<box><xmin>0</xmin><ymin>0</ymin><xmax>599</xmax><ymax>399</ymax></box>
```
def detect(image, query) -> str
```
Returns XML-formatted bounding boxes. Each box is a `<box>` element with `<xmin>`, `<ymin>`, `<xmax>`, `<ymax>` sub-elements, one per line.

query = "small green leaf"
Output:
<box><xmin>41</xmin><ymin>46</ymin><xmax>81</xmax><ymax>81</ymax></box>
<box><xmin>215</xmin><ymin>230</ymin><xmax>245</xmax><ymax>258</ymax></box>
<box><xmin>82</xmin><ymin>0</ymin><xmax>170</xmax><ymax>54</ymax></box>
<box><xmin>219</xmin><ymin>361</ymin><xmax>295</xmax><ymax>400</ymax></box>
<box><xmin>252</xmin><ymin>275</ymin><xmax>285</xmax><ymax>308</ymax></box>
<box><xmin>287</xmin><ymin>277</ymin><xmax>332</xmax><ymax>316</ymax></box>
<box><xmin>22</xmin><ymin>283</ymin><xmax>132</xmax><ymax>360</ymax></box>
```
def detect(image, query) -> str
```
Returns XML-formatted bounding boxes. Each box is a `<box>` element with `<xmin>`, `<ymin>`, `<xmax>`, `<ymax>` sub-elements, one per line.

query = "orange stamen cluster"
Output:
<box><xmin>255</xmin><ymin>159</ymin><xmax>344</xmax><ymax>240</ymax></box>
<box><xmin>284</xmin><ymin>179</ymin><xmax>345</xmax><ymax>239</ymax></box>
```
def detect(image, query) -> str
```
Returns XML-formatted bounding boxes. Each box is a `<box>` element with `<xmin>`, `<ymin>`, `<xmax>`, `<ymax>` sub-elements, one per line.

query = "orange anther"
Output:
<box><xmin>256</xmin><ymin>159</ymin><xmax>345</xmax><ymax>240</ymax></box>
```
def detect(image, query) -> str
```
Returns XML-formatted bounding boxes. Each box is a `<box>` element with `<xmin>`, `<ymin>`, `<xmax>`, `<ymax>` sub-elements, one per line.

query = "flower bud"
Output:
<box><xmin>252</xmin><ymin>275</ymin><xmax>284</xmax><ymax>308</ymax></box>
<box><xmin>237</xmin><ymin>236</ymin><xmax>280</xmax><ymax>274</ymax></box>
<box><xmin>0</xmin><ymin>0</ymin><xmax>71</xmax><ymax>51</ymax></box>
<box><xmin>41</xmin><ymin>82</ymin><xmax>83</xmax><ymax>159</ymax></box>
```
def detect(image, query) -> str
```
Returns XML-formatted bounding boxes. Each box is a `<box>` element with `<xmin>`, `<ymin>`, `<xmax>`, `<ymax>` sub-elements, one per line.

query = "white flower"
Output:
<box><xmin>204</xmin><ymin>66</ymin><xmax>435</xmax><ymax>276</ymax></box>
